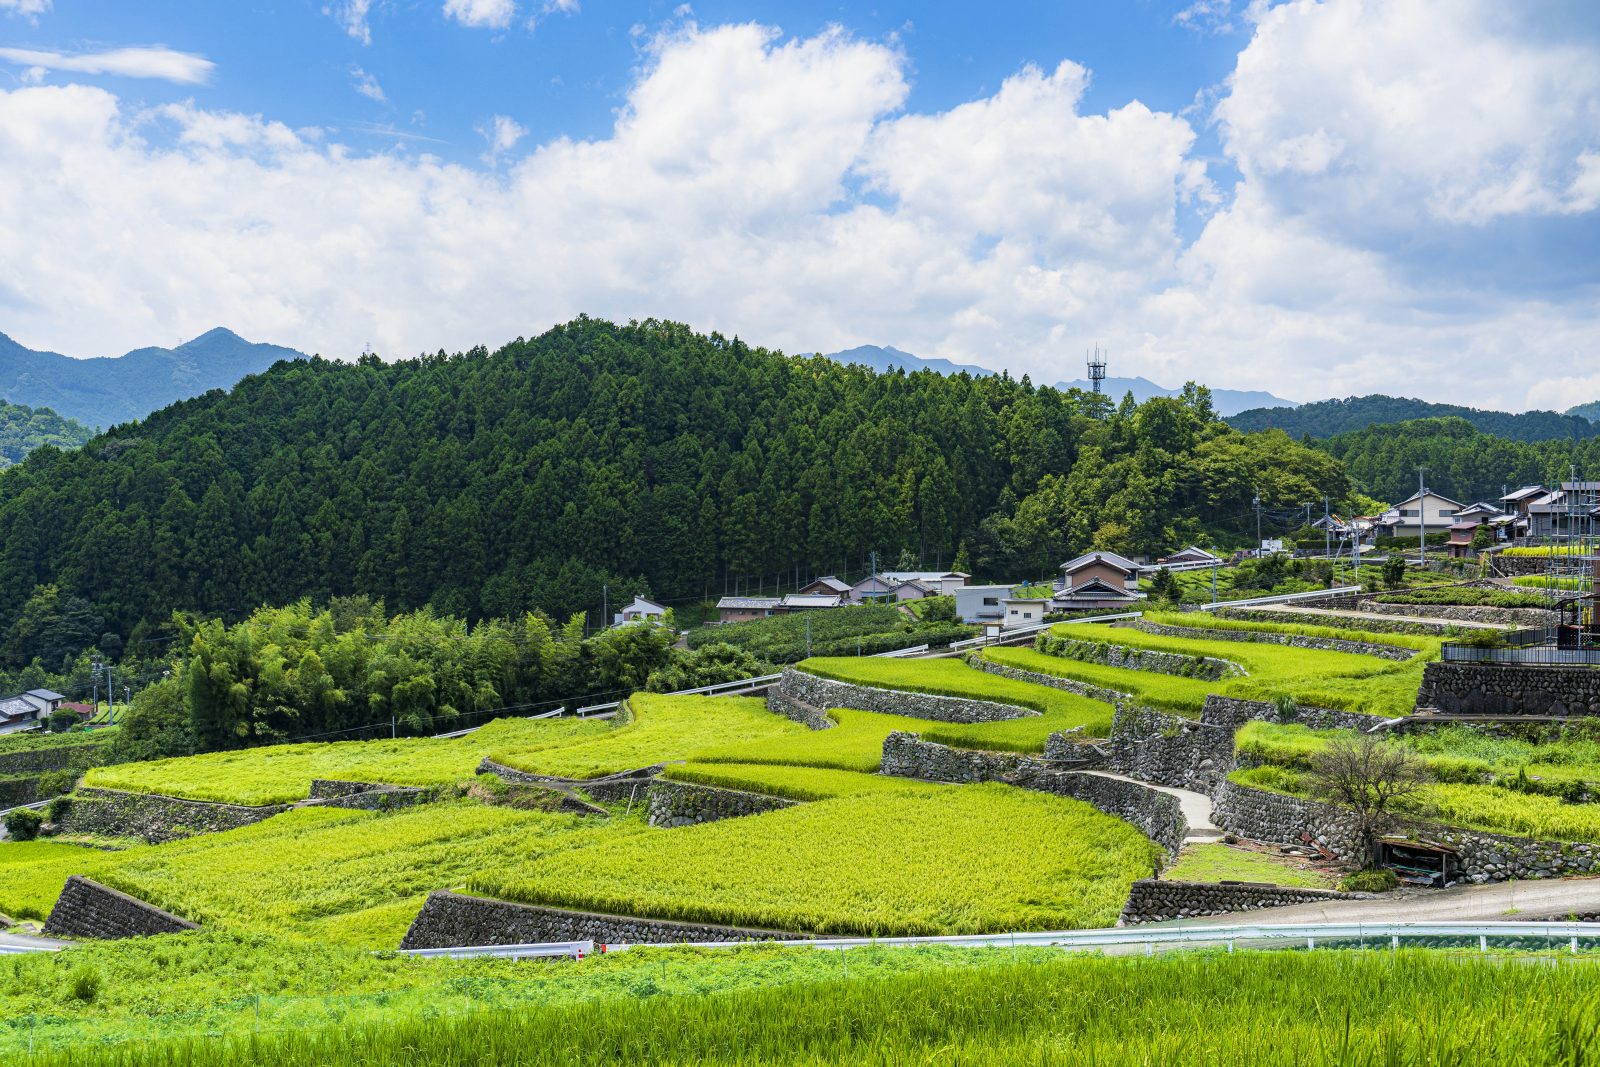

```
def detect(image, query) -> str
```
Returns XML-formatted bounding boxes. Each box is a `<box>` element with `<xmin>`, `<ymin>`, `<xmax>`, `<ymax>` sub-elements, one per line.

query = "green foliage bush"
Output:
<box><xmin>686</xmin><ymin>605</ymin><xmax>971</xmax><ymax>663</ymax></box>
<box><xmin>1376</xmin><ymin>588</ymin><xmax>1548</xmax><ymax>608</ymax></box>
<box><xmin>1339</xmin><ymin>868</ymin><xmax>1400</xmax><ymax>893</ymax></box>
<box><xmin>3</xmin><ymin>808</ymin><xmax>42</xmax><ymax>841</ymax></box>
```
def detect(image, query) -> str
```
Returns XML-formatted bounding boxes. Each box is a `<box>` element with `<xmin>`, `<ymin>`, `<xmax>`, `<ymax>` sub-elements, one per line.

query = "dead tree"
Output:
<box><xmin>1308</xmin><ymin>734</ymin><xmax>1431</xmax><ymax>869</ymax></box>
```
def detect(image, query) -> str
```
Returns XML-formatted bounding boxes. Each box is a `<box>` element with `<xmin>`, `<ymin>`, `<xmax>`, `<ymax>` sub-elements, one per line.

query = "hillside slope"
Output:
<box><xmin>0</xmin><ymin>317</ymin><xmax>1348</xmax><ymax>637</ymax></box>
<box><xmin>0</xmin><ymin>328</ymin><xmax>306</xmax><ymax>428</ymax></box>
<box><xmin>0</xmin><ymin>398</ymin><xmax>93</xmax><ymax>466</ymax></box>
<box><xmin>1229</xmin><ymin>394</ymin><xmax>1598</xmax><ymax>442</ymax></box>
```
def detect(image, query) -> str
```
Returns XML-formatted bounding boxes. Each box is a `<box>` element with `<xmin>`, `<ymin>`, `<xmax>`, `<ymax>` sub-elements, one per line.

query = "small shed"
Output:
<box><xmin>1376</xmin><ymin>838</ymin><xmax>1458</xmax><ymax>887</ymax></box>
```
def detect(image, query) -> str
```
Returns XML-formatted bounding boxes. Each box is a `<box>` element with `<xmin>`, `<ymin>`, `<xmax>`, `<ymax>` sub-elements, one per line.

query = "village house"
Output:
<box><xmin>613</xmin><ymin>596</ymin><xmax>669</xmax><ymax>626</ymax></box>
<box><xmin>848</xmin><ymin>574</ymin><xmax>902</xmax><ymax>603</ymax></box>
<box><xmin>0</xmin><ymin>688</ymin><xmax>65</xmax><ymax>735</ymax></box>
<box><xmin>779</xmin><ymin>593</ymin><xmax>847</xmax><ymax>612</ymax></box>
<box><xmin>954</xmin><ymin>584</ymin><xmax>1010</xmax><ymax>626</ymax></box>
<box><xmin>1525</xmin><ymin>482</ymin><xmax>1600</xmax><ymax>540</ymax></box>
<box><xmin>1158</xmin><ymin>546</ymin><xmax>1220</xmax><ymax>566</ymax></box>
<box><xmin>1372</xmin><ymin>489</ymin><xmax>1465</xmax><ymax>540</ymax></box>
<box><xmin>1045</xmin><ymin>551</ymin><xmax>1145</xmax><ymax>614</ymax></box>
<box><xmin>796</xmin><ymin>575</ymin><xmax>851</xmax><ymax>598</ymax></box>
<box><xmin>715</xmin><ymin>596</ymin><xmax>783</xmax><ymax>624</ymax></box>
<box><xmin>879</xmin><ymin>571</ymin><xmax>972</xmax><ymax>596</ymax></box>
<box><xmin>1445</xmin><ymin>502</ymin><xmax>1512</xmax><ymax>559</ymax></box>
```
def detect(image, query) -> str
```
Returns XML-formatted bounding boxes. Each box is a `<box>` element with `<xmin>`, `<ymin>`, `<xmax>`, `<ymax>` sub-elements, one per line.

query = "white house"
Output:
<box><xmin>880</xmin><ymin>571</ymin><xmax>972</xmax><ymax>596</ymax></box>
<box><xmin>954</xmin><ymin>584</ymin><xmax>1011</xmax><ymax>626</ymax></box>
<box><xmin>0</xmin><ymin>689</ymin><xmax>63</xmax><ymax>735</ymax></box>
<box><xmin>614</xmin><ymin>596</ymin><xmax>669</xmax><ymax>626</ymax></box>
<box><xmin>1158</xmin><ymin>546</ymin><xmax>1220</xmax><ymax>566</ymax></box>
<box><xmin>1374</xmin><ymin>490</ymin><xmax>1466</xmax><ymax>539</ymax></box>
<box><xmin>849</xmin><ymin>574</ymin><xmax>902</xmax><ymax>603</ymax></box>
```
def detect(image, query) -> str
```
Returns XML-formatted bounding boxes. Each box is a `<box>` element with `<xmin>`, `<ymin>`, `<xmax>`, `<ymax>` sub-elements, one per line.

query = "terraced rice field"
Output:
<box><xmin>471</xmin><ymin>784</ymin><xmax>1160</xmax><ymax>936</ymax></box>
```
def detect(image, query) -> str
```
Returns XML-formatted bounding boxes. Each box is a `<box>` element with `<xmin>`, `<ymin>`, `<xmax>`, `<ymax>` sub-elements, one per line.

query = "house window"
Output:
<box><xmin>1399</xmin><ymin>509</ymin><xmax>1419</xmax><ymax>517</ymax></box>
<box><xmin>1023</xmin><ymin>612</ymin><xmax>1033</xmax><ymax>620</ymax></box>
<box><xmin>1439</xmin><ymin>509</ymin><xmax>1457</xmax><ymax>517</ymax></box>
<box><xmin>983</xmin><ymin>597</ymin><xmax>999</xmax><ymax>606</ymax></box>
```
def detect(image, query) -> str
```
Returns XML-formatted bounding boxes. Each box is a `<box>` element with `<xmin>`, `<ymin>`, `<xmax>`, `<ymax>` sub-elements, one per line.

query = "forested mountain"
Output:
<box><xmin>0</xmin><ymin>399</ymin><xmax>93</xmax><ymax>467</ymax></box>
<box><xmin>818</xmin><ymin>345</ymin><xmax>1297</xmax><ymax>416</ymax></box>
<box><xmin>1317</xmin><ymin>417</ymin><xmax>1600</xmax><ymax>504</ymax></box>
<box><xmin>0</xmin><ymin>317</ymin><xmax>1350</xmax><ymax>641</ymax></box>
<box><xmin>1570</xmin><ymin>401</ymin><xmax>1600</xmax><ymax>423</ymax></box>
<box><xmin>0</xmin><ymin>327</ymin><xmax>306</xmax><ymax>428</ymax></box>
<box><xmin>1228</xmin><ymin>394</ymin><xmax>1599</xmax><ymax>442</ymax></box>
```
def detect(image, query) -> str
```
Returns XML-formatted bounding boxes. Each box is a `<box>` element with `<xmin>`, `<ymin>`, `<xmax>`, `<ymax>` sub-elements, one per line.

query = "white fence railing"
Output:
<box><xmin>402</xmin><ymin>920</ymin><xmax>1600</xmax><ymax>961</ymax></box>
<box><xmin>1197</xmin><ymin>586</ymin><xmax>1363</xmax><ymax>612</ymax></box>
<box><xmin>874</xmin><ymin>644</ymin><xmax>929</xmax><ymax>658</ymax></box>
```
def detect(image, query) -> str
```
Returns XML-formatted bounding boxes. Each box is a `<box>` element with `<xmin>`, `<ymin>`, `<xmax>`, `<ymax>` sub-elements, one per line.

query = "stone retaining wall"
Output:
<box><xmin>400</xmin><ymin>890</ymin><xmax>802</xmax><ymax>949</ymax></box>
<box><xmin>1215</xmin><ymin>607</ymin><xmax>1451</xmax><ymax>636</ymax></box>
<box><xmin>1104</xmin><ymin>696</ymin><xmax>1378</xmax><ymax>793</ymax></box>
<box><xmin>1035</xmin><ymin>635</ymin><xmax>1242</xmax><ymax>681</ymax></box>
<box><xmin>477</xmin><ymin>758</ymin><xmax>658</xmax><ymax>804</ymax></box>
<box><xmin>307</xmin><ymin>778</ymin><xmax>385</xmax><ymax>799</ymax></box>
<box><xmin>968</xmin><ymin>656</ymin><xmax>1128</xmax><ymax>706</ymax></box>
<box><xmin>303</xmin><ymin>785</ymin><xmax>440</xmax><ymax>812</ymax></box>
<box><xmin>1418</xmin><ymin>662</ymin><xmax>1600</xmax><ymax>717</ymax></box>
<box><xmin>1133</xmin><ymin>620</ymin><xmax>1414</xmax><ymax>661</ymax></box>
<box><xmin>645</xmin><ymin>779</ymin><xmax>798</xmax><ymax>827</ymax></box>
<box><xmin>57</xmin><ymin>787</ymin><xmax>288</xmax><ymax>844</ymax></box>
<box><xmin>765</xmin><ymin>689</ymin><xmax>835</xmax><ymax>730</ymax></box>
<box><xmin>779</xmin><ymin>668</ymin><xmax>1034</xmax><ymax>723</ymax></box>
<box><xmin>0</xmin><ymin>741</ymin><xmax>107</xmax><ymax>775</ymax></box>
<box><xmin>1357</xmin><ymin>601</ymin><xmax>1551</xmax><ymax>628</ymax></box>
<box><xmin>880</xmin><ymin>733</ymin><xmax>1184</xmax><ymax>859</ymax></box>
<box><xmin>1213</xmin><ymin>778</ymin><xmax>1600</xmax><ymax>882</ymax></box>
<box><xmin>1119</xmin><ymin>879</ymin><xmax>1364</xmax><ymax>924</ymax></box>
<box><xmin>43</xmin><ymin>876</ymin><xmax>198</xmax><ymax>939</ymax></box>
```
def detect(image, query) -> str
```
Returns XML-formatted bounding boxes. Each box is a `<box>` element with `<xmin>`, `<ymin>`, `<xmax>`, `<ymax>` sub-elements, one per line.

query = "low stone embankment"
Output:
<box><xmin>1119</xmin><ymin>878</ymin><xmax>1365</xmax><ymax>925</ymax></box>
<box><xmin>1034</xmin><ymin>634</ymin><xmax>1242</xmax><ymax>681</ymax></box>
<box><xmin>778</xmin><ymin>668</ymin><xmax>1033</xmax><ymax>724</ymax></box>
<box><xmin>1214</xmin><ymin>777</ymin><xmax>1600</xmax><ymax>882</ymax></box>
<box><xmin>645</xmin><ymin>779</ymin><xmax>797</xmax><ymax>827</ymax></box>
<box><xmin>1103</xmin><ymin>696</ymin><xmax>1378</xmax><ymax>794</ymax></box>
<box><xmin>881</xmin><ymin>732</ymin><xmax>1184</xmax><ymax>859</ymax></box>
<box><xmin>765</xmin><ymin>689</ymin><xmax>835</xmax><ymax>730</ymax></box>
<box><xmin>58</xmin><ymin>787</ymin><xmax>289</xmax><ymax>843</ymax></box>
<box><xmin>43</xmin><ymin>875</ymin><xmax>198</xmax><ymax>939</ymax></box>
<box><xmin>1133</xmin><ymin>620</ymin><xmax>1414</xmax><ymax>661</ymax></box>
<box><xmin>477</xmin><ymin>758</ymin><xmax>659</xmax><ymax>804</ymax></box>
<box><xmin>400</xmin><ymin>890</ymin><xmax>802</xmax><ymax>949</ymax></box>
<box><xmin>1214</xmin><ymin>607</ymin><xmax>1452</xmax><ymax>636</ymax></box>
<box><xmin>0</xmin><ymin>740</ymin><xmax>108</xmax><ymax>775</ymax></box>
<box><xmin>967</xmin><ymin>656</ymin><xmax>1127</xmax><ymax>705</ymax></box>
<box><xmin>1419</xmin><ymin>662</ymin><xmax>1600</xmax><ymax>718</ymax></box>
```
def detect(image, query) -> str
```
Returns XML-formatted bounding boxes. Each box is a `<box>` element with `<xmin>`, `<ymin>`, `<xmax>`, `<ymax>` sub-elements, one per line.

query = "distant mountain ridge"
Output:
<box><xmin>816</xmin><ymin>344</ymin><xmax>1298</xmax><ymax>417</ymax></box>
<box><xmin>1228</xmin><ymin>395</ymin><xmax>1600</xmax><ymax>443</ymax></box>
<box><xmin>0</xmin><ymin>327</ymin><xmax>308</xmax><ymax>429</ymax></box>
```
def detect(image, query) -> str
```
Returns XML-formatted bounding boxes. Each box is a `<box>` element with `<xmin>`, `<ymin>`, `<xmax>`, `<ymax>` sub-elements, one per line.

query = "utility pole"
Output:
<box><xmin>105</xmin><ymin>661</ymin><xmax>114</xmax><ymax>724</ymax></box>
<box><xmin>1253</xmin><ymin>491</ymin><xmax>1262</xmax><ymax>556</ymax></box>
<box><xmin>91</xmin><ymin>656</ymin><xmax>101</xmax><ymax>719</ymax></box>
<box><xmin>602</xmin><ymin>583</ymin><xmax>608</xmax><ymax>632</ymax></box>
<box><xmin>805</xmin><ymin>613</ymin><xmax>812</xmax><ymax>658</ymax></box>
<box><xmin>1323</xmin><ymin>495</ymin><xmax>1331</xmax><ymax>559</ymax></box>
<box><xmin>1417</xmin><ymin>467</ymin><xmax>1428</xmax><ymax>567</ymax></box>
<box><xmin>1210</xmin><ymin>562</ymin><xmax>1217</xmax><ymax>605</ymax></box>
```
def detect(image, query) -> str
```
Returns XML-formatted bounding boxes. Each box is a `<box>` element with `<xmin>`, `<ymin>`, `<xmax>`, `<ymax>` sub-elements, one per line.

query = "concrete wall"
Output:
<box><xmin>1419</xmin><ymin>662</ymin><xmax>1600</xmax><ymax>717</ymax></box>
<box><xmin>57</xmin><ymin>787</ymin><xmax>288</xmax><ymax>844</ymax></box>
<box><xmin>779</xmin><ymin>668</ymin><xmax>1034</xmax><ymax>724</ymax></box>
<box><xmin>1119</xmin><ymin>879</ymin><xmax>1364</xmax><ymax>925</ymax></box>
<box><xmin>400</xmin><ymin>890</ymin><xmax>802</xmax><ymax>949</ymax></box>
<box><xmin>645</xmin><ymin>779</ymin><xmax>798</xmax><ymax>827</ymax></box>
<box><xmin>43</xmin><ymin>876</ymin><xmax>198</xmax><ymax>939</ymax></box>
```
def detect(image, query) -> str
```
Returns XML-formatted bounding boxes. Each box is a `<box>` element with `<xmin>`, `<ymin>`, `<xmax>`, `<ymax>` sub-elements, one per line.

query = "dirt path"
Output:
<box><xmin>1075</xmin><ymin>770</ymin><xmax>1223</xmax><ymax>844</ymax></box>
<box><xmin>1181</xmin><ymin>876</ymin><xmax>1600</xmax><ymax>925</ymax></box>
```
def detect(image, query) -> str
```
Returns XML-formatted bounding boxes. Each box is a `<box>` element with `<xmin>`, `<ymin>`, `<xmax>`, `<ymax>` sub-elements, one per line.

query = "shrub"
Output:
<box><xmin>44</xmin><ymin>794</ymin><xmax>72</xmax><ymax>823</ymax></box>
<box><xmin>36</xmin><ymin>769</ymin><xmax>73</xmax><ymax>797</ymax></box>
<box><xmin>1340</xmin><ymin>868</ymin><xmax>1399</xmax><ymax>893</ymax></box>
<box><xmin>68</xmin><ymin>963</ymin><xmax>102</xmax><ymax>1003</ymax></box>
<box><xmin>4</xmin><ymin>808</ymin><xmax>43</xmax><ymax>841</ymax></box>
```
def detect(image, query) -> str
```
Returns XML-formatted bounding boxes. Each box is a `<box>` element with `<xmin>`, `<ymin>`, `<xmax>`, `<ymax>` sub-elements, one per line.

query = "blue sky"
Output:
<box><xmin>1</xmin><ymin>1</ymin><xmax>1598</xmax><ymax>408</ymax></box>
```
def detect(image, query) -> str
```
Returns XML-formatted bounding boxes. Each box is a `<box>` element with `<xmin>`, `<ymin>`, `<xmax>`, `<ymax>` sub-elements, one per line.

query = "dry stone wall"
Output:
<box><xmin>1034</xmin><ymin>634</ymin><xmax>1242</xmax><ymax>681</ymax></box>
<box><xmin>477</xmin><ymin>758</ymin><xmax>658</xmax><ymax>804</ymax></box>
<box><xmin>1133</xmin><ymin>620</ymin><xmax>1413</xmax><ymax>661</ymax></box>
<box><xmin>779</xmin><ymin>668</ymin><xmax>1033</xmax><ymax>723</ymax></box>
<box><xmin>765</xmin><ymin>689</ymin><xmax>835</xmax><ymax>730</ymax></box>
<box><xmin>1418</xmin><ymin>663</ymin><xmax>1600</xmax><ymax>717</ymax></box>
<box><xmin>968</xmin><ymin>656</ymin><xmax>1128</xmax><ymax>705</ymax></box>
<box><xmin>57</xmin><ymin>787</ymin><xmax>288</xmax><ymax>844</ymax></box>
<box><xmin>645</xmin><ymin>779</ymin><xmax>797</xmax><ymax>827</ymax></box>
<box><xmin>1119</xmin><ymin>879</ymin><xmax>1365</xmax><ymax>924</ymax></box>
<box><xmin>0</xmin><ymin>741</ymin><xmax>108</xmax><ymax>775</ymax></box>
<box><xmin>43</xmin><ymin>876</ymin><xmax>198</xmax><ymax>939</ymax></box>
<box><xmin>880</xmin><ymin>733</ymin><xmax>1184</xmax><ymax>859</ymax></box>
<box><xmin>1215</xmin><ymin>607</ymin><xmax>1450</xmax><ymax>636</ymax></box>
<box><xmin>400</xmin><ymin>890</ymin><xmax>803</xmax><ymax>948</ymax></box>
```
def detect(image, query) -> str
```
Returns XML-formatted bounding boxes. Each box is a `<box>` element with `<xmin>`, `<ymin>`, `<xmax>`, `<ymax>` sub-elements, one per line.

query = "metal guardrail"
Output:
<box><xmin>947</xmin><ymin>612</ymin><xmax>1143</xmax><ymax>650</ymax></box>
<box><xmin>414</xmin><ymin>920</ymin><xmax>1600</xmax><ymax>960</ymax></box>
<box><xmin>1197</xmin><ymin>586</ymin><xmax>1363</xmax><ymax>612</ymax></box>
<box><xmin>1441</xmin><ymin>645</ymin><xmax>1600</xmax><ymax>665</ymax></box>
<box><xmin>874</xmin><ymin>644</ymin><xmax>929</xmax><ymax>658</ymax></box>
<box><xmin>399</xmin><ymin>940</ymin><xmax>594</xmax><ymax>959</ymax></box>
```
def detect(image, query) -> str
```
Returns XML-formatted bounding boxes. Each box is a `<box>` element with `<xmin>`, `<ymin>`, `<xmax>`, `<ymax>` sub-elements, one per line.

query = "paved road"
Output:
<box><xmin>1183</xmin><ymin>876</ymin><xmax>1600</xmax><ymax>926</ymax></box>
<box><xmin>1076</xmin><ymin>770</ymin><xmax>1222</xmax><ymax>844</ymax></box>
<box><xmin>1242</xmin><ymin>604</ymin><xmax>1503</xmax><ymax>630</ymax></box>
<box><xmin>0</xmin><ymin>930</ymin><xmax>69</xmax><ymax>953</ymax></box>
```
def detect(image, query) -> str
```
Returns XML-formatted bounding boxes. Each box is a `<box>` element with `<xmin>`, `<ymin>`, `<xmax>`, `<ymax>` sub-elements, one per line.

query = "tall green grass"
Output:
<box><xmin>30</xmin><ymin>950</ymin><xmax>1600</xmax><ymax>1066</ymax></box>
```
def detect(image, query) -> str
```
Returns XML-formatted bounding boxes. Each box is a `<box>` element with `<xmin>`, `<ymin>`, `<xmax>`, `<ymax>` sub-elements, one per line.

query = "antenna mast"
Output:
<box><xmin>1087</xmin><ymin>345</ymin><xmax>1107</xmax><ymax>395</ymax></box>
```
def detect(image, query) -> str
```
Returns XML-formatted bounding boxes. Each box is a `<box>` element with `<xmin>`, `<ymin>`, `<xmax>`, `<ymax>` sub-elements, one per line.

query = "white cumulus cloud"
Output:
<box><xmin>0</xmin><ymin>9</ymin><xmax>1597</xmax><ymax>412</ymax></box>
<box><xmin>351</xmin><ymin>66</ymin><xmax>386</xmax><ymax>102</ymax></box>
<box><xmin>325</xmin><ymin>0</ymin><xmax>375</xmax><ymax>44</ymax></box>
<box><xmin>0</xmin><ymin>0</ymin><xmax>51</xmax><ymax>17</ymax></box>
<box><xmin>444</xmin><ymin>0</ymin><xmax>516</xmax><ymax>30</ymax></box>
<box><xmin>0</xmin><ymin>46</ymin><xmax>214</xmax><ymax>85</ymax></box>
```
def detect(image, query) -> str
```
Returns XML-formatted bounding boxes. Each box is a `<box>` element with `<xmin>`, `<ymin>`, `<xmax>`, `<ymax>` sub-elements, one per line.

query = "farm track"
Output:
<box><xmin>1178</xmin><ymin>876</ymin><xmax>1600</xmax><ymax>926</ymax></box>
